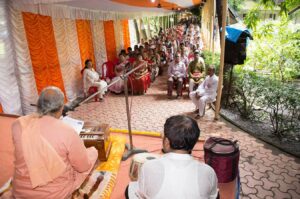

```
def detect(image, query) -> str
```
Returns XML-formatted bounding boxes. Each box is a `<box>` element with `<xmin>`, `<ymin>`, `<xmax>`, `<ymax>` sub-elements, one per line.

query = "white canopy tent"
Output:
<box><xmin>0</xmin><ymin>0</ymin><xmax>203</xmax><ymax>115</ymax></box>
<box><xmin>11</xmin><ymin>0</ymin><xmax>201</xmax><ymax>20</ymax></box>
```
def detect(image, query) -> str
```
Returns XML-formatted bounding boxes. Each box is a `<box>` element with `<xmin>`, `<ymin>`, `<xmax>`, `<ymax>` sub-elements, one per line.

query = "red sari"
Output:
<box><xmin>128</xmin><ymin>60</ymin><xmax>151</xmax><ymax>95</ymax></box>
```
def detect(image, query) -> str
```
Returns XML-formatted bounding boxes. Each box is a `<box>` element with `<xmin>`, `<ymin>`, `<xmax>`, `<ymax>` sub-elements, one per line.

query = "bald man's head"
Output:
<box><xmin>37</xmin><ymin>86</ymin><xmax>64</xmax><ymax>116</ymax></box>
<box><xmin>207</xmin><ymin>65</ymin><xmax>215</xmax><ymax>76</ymax></box>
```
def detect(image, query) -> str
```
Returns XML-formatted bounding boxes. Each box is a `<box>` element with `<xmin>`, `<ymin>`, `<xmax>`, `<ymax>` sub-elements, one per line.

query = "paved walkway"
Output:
<box><xmin>70</xmin><ymin>72</ymin><xmax>300</xmax><ymax>199</ymax></box>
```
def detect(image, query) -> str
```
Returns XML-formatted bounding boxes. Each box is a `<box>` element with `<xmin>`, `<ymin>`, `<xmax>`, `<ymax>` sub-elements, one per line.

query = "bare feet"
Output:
<box><xmin>194</xmin><ymin>114</ymin><xmax>203</xmax><ymax>120</ymax></box>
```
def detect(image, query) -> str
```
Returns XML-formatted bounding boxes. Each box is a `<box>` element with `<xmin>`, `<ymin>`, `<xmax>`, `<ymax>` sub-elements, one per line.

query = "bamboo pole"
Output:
<box><xmin>210</xmin><ymin>0</ymin><xmax>214</xmax><ymax>51</ymax></box>
<box><xmin>212</xmin><ymin>0</ymin><xmax>216</xmax><ymax>62</ymax></box>
<box><xmin>214</xmin><ymin>0</ymin><xmax>227</xmax><ymax>120</ymax></box>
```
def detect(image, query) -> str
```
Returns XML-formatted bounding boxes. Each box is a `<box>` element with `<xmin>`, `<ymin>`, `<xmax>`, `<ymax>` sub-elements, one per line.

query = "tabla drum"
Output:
<box><xmin>204</xmin><ymin>137</ymin><xmax>240</xmax><ymax>183</ymax></box>
<box><xmin>129</xmin><ymin>153</ymin><xmax>161</xmax><ymax>181</ymax></box>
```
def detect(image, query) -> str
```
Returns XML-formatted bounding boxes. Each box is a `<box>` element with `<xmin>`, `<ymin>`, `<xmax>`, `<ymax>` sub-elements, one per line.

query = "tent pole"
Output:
<box><xmin>210</xmin><ymin>0</ymin><xmax>214</xmax><ymax>51</ymax></box>
<box><xmin>214</xmin><ymin>0</ymin><xmax>227</xmax><ymax>120</ymax></box>
<box><xmin>212</xmin><ymin>0</ymin><xmax>216</xmax><ymax>62</ymax></box>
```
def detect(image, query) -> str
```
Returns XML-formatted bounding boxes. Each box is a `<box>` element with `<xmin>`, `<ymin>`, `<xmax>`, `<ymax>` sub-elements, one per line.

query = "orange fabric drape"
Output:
<box><xmin>122</xmin><ymin>20</ymin><xmax>131</xmax><ymax>50</ymax></box>
<box><xmin>0</xmin><ymin>103</ymin><xmax>3</xmax><ymax>113</ymax></box>
<box><xmin>103</xmin><ymin>21</ymin><xmax>117</xmax><ymax>62</ymax></box>
<box><xmin>192</xmin><ymin>0</ymin><xmax>201</xmax><ymax>6</ymax></box>
<box><xmin>22</xmin><ymin>12</ymin><xmax>66</xmax><ymax>95</ymax></box>
<box><xmin>76</xmin><ymin>20</ymin><xmax>96</xmax><ymax>69</ymax></box>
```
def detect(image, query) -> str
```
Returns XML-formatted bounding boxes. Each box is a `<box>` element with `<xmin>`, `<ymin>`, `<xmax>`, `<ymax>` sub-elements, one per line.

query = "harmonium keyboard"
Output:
<box><xmin>80</xmin><ymin>122</ymin><xmax>112</xmax><ymax>161</ymax></box>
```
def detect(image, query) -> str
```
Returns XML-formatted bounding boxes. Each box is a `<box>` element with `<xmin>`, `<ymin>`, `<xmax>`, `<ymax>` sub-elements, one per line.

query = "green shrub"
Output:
<box><xmin>260</xmin><ymin>80</ymin><xmax>300</xmax><ymax>138</ymax></box>
<box><xmin>202</xmin><ymin>50</ymin><xmax>220</xmax><ymax>73</ymax></box>
<box><xmin>231</xmin><ymin>69</ymin><xmax>267</xmax><ymax>119</ymax></box>
<box><xmin>231</xmin><ymin>68</ymin><xmax>300</xmax><ymax>138</ymax></box>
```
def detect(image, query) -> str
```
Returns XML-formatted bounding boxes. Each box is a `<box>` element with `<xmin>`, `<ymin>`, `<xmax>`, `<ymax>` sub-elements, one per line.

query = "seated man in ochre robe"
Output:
<box><xmin>11</xmin><ymin>86</ymin><xmax>98</xmax><ymax>199</ymax></box>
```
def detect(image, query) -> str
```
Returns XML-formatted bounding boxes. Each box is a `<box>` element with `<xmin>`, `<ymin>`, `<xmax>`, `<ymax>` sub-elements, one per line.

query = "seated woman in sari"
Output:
<box><xmin>149</xmin><ymin>48</ymin><xmax>161</xmax><ymax>81</ymax></box>
<box><xmin>142</xmin><ymin>51</ymin><xmax>155</xmax><ymax>82</ymax></box>
<box><xmin>109</xmin><ymin>54</ymin><xmax>127</xmax><ymax>94</ymax></box>
<box><xmin>128</xmin><ymin>54</ymin><xmax>151</xmax><ymax>95</ymax></box>
<box><xmin>82</xmin><ymin>59</ymin><xmax>107</xmax><ymax>101</ymax></box>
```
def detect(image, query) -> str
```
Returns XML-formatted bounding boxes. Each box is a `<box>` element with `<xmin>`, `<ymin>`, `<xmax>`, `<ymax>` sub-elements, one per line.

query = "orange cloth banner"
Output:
<box><xmin>76</xmin><ymin>20</ymin><xmax>96</xmax><ymax>69</ymax></box>
<box><xmin>122</xmin><ymin>20</ymin><xmax>131</xmax><ymax>50</ymax></box>
<box><xmin>103</xmin><ymin>21</ymin><xmax>117</xmax><ymax>62</ymax></box>
<box><xmin>0</xmin><ymin>103</ymin><xmax>3</xmax><ymax>113</ymax></box>
<box><xmin>22</xmin><ymin>12</ymin><xmax>66</xmax><ymax>95</ymax></box>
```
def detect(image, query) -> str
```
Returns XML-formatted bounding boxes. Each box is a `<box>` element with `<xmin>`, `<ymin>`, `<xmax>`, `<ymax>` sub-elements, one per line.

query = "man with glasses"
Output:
<box><xmin>167</xmin><ymin>53</ymin><xmax>186</xmax><ymax>99</ymax></box>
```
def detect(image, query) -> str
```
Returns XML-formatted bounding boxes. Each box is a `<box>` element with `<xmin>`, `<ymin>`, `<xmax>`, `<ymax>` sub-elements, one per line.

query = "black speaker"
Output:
<box><xmin>225</xmin><ymin>32</ymin><xmax>249</xmax><ymax>65</ymax></box>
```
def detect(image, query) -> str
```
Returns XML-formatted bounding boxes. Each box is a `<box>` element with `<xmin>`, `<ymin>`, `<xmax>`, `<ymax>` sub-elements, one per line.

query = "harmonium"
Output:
<box><xmin>80</xmin><ymin>122</ymin><xmax>112</xmax><ymax>161</ymax></box>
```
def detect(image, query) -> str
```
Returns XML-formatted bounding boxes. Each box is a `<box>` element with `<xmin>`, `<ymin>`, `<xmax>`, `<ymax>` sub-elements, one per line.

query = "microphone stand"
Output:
<box><xmin>80</xmin><ymin>62</ymin><xmax>148</xmax><ymax>161</ymax></box>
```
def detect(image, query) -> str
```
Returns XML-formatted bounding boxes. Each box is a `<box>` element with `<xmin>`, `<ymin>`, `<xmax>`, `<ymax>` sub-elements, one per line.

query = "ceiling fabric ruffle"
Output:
<box><xmin>10</xmin><ymin>0</ymin><xmax>177</xmax><ymax>21</ymax></box>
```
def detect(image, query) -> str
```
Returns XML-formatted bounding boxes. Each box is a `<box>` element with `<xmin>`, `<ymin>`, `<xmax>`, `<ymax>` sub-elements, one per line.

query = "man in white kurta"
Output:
<box><xmin>189</xmin><ymin>66</ymin><xmax>219</xmax><ymax>118</ymax></box>
<box><xmin>127</xmin><ymin>115</ymin><xmax>218</xmax><ymax>199</ymax></box>
<box><xmin>167</xmin><ymin>54</ymin><xmax>186</xmax><ymax>99</ymax></box>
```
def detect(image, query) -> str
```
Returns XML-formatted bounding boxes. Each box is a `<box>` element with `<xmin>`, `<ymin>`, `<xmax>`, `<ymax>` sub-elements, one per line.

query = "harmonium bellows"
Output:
<box><xmin>80</xmin><ymin>123</ymin><xmax>112</xmax><ymax>161</ymax></box>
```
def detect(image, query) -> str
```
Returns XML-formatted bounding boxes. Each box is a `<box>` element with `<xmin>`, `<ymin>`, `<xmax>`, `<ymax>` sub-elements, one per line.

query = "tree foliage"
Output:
<box><xmin>229</xmin><ymin>0</ymin><xmax>246</xmax><ymax>11</ymax></box>
<box><xmin>243</xmin><ymin>0</ymin><xmax>300</xmax><ymax>30</ymax></box>
<box><xmin>243</xmin><ymin>17</ymin><xmax>300</xmax><ymax>81</ymax></box>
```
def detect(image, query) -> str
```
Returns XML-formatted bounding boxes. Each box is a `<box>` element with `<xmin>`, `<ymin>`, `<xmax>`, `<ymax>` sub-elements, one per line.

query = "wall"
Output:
<box><xmin>201</xmin><ymin>0</ymin><xmax>221</xmax><ymax>53</ymax></box>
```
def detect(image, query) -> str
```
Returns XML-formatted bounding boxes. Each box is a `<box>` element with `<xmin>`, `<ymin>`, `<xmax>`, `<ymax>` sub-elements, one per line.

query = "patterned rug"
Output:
<box><xmin>73</xmin><ymin>171</ymin><xmax>116</xmax><ymax>199</ymax></box>
<box><xmin>95</xmin><ymin>135</ymin><xmax>126</xmax><ymax>198</ymax></box>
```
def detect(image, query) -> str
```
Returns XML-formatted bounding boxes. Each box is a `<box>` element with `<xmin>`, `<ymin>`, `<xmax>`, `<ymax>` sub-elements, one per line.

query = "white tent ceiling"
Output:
<box><xmin>16</xmin><ymin>0</ymin><xmax>201</xmax><ymax>13</ymax></box>
<box><xmin>11</xmin><ymin>0</ymin><xmax>201</xmax><ymax>20</ymax></box>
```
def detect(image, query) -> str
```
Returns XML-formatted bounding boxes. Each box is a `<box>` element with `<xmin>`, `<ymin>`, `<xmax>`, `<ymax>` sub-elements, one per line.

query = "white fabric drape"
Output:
<box><xmin>8</xmin><ymin>2</ymin><xmax>38</xmax><ymax>115</ymax></box>
<box><xmin>0</xmin><ymin>0</ymin><xmax>22</xmax><ymax>114</ymax></box>
<box><xmin>91</xmin><ymin>20</ymin><xmax>108</xmax><ymax>75</ymax></box>
<box><xmin>11</xmin><ymin>1</ymin><xmax>176</xmax><ymax>21</ymax></box>
<box><xmin>19</xmin><ymin>0</ymin><xmax>74</xmax><ymax>4</ymax></box>
<box><xmin>114</xmin><ymin>20</ymin><xmax>124</xmax><ymax>55</ymax></box>
<box><xmin>129</xmin><ymin>19</ymin><xmax>137</xmax><ymax>48</ymax></box>
<box><xmin>52</xmin><ymin>18</ymin><xmax>83</xmax><ymax>101</ymax></box>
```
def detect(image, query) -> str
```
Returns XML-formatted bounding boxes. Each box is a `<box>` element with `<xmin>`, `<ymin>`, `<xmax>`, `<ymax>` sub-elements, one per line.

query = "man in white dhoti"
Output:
<box><xmin>189</xmin><ymin>66</ymin><xmax>219</xmax><ymax>119</ymax></box>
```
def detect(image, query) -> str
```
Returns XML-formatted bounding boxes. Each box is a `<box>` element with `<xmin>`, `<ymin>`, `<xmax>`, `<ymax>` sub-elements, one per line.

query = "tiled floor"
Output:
<box><xmin>69</xmin><ymin>72</ymin><xmax>300</xmax><ymax>199</ymax></box>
